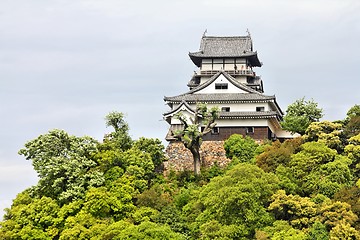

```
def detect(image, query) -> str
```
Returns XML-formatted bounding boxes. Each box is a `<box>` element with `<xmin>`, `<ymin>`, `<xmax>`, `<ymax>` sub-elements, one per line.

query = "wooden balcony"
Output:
<box><xmin>199</xmin><ymin>70</ymin><xmax>255</xmax><ymax>76</ymax></box>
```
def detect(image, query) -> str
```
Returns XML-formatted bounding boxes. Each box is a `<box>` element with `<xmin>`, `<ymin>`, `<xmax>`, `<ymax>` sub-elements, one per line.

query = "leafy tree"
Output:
<box><xmin>303</xmin><ymin>121</ymin><xmax>344</xmax><ymax>152</ymax></box>
<box><xmin>101</xmin><ymin>220</ymin><xmax>185</xmax><ymax>240</ymax></box>
<box><xmin>171</xmin><ymin>103</ymin><xmax>219</xmax><ymax>175</ymax></box>
<box><xmin>288</xmin><ymin>142</ymin><xmax>352</xmax><ymax>197</ymax></box>
<box><xmin>329</xmin><ymin>220</ymin><xmax>360</xmax><ymax>239</ymax></box>
<box><xmin>268</xmin><ymin>190</ymin><xmax>317</xmax><ymax>229</ymax></box>
<box><xmin>318</xmin><ymin>200</ymin><xmax>358</xmax><ymax>230</ymax></box>
<box><xmin>307</xmin><ymin>221</ymin><xmax>330</xmax><ymax>240</ymax></box>
<box><xmin>0</xmin><ymin>192</ymin><xmax>61</xmax><ymax>239</ymax></box>
<box><xmin>104</xmin><ymin>111</ymin><xmax>132</xmax><ymax>150</ymax></box>
<box><xmin>343</xmin><ymin>105</ymin><xmax>360</xmax><ymax>138</ymax></box>
<box><xmin>133</xmin><ymin>137</ymin><xmax>165</xmax><ymax>170</ymax></box>
<box><xmin>18</xmin><ymin>129</ymin><xmax>104</xmax><ymax>204</ymax></box>
<box><xmin>185</xmin><ymin>163</ymin><xmax>279</xmax><ymax>239</ymax></box>
<box><xmin>334</xmin><ymin>186</ymin><xmax>360</xmax><ymax>226</ymax></box>
<box><xmin>223</xmin><ymin>134</ymin><xmax>260</xmax><ymax>164</ymax></box>
<box><xmin>260</xmin><ymin>220</ymin><xmax>308</xmax><ymax>240</ymax></box>
<box><xmin>256</xmin><ymin>138</ymin><xmax>303</xmax><ymax>172</ymax></box>
<box><xmin>281</xmin><ymin>97</ymin><xmax>323</xmax><ymax>135</ymax></box>
<box><xmin>345</xmin><ymin>133</ymin><xmax>360</xmax><ymax>177</ymax></box>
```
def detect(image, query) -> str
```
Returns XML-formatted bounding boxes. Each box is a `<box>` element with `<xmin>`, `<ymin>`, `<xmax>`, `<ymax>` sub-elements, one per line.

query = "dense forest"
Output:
<box><xmin>1</xmin><ymin>104</ymin><xmax>360</xmax><ymax>239</ymax></box>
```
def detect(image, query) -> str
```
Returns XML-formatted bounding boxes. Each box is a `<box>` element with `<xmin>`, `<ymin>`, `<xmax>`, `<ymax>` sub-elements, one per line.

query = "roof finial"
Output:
<box><xmin>246</xmin><ymin>28</ymin><xmax>251</xmax><ymax>38</ymax></box>
<box><xmin>203</xmin><ymin>29</ymin><xmax>207</xmax><ymax>38</ymax></box>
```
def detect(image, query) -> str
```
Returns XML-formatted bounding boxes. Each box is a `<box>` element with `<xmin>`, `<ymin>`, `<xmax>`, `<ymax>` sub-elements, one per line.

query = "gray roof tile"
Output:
<box><xmin>189</xmin><ymin>36</ymin><xmax>261</xmax><ymax>67</ymax></box>
<box><xmin>164</xmin><ymin>93</ymin><xmax>275</xmax><ymax>102</ymax></box>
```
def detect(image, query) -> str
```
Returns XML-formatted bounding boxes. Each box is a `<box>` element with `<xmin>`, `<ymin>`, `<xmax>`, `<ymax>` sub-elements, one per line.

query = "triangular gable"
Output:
<box><xmin>163</xmin><ymin>100</ymin><xmax>196</xmax><ymax>123</ymax></box>
<box><xmin>188</xmin><ymin>71</ymin><xmax>259</xmax><ymax>95</ymax></box>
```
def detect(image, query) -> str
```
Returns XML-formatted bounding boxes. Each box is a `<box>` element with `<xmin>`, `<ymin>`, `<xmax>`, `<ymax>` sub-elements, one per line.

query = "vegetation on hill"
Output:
<box><xmin>1</xmin><ymin>104</ymin><xmax>360</xmax><ymax>239</ymax></box>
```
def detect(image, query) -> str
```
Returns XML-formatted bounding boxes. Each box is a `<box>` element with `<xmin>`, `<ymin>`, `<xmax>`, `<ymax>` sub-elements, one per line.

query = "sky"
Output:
<box><xmin>0</xmin><ymin>0</ymin><xmax>359</xmax><ymax>213</ymax></box>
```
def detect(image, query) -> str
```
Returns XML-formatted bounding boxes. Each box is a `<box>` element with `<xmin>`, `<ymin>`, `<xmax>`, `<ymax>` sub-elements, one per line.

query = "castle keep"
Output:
<box><xmin>163</xmin><ymin>33</ymin><xmax>294</xmax><ymax>143</ymax></box>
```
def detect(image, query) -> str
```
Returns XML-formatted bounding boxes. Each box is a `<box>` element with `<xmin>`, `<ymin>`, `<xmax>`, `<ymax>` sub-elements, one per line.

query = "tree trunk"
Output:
<box><xmin>190</xmin><ymin>146</ymin><xmax>201</xmax><ymax>175</ymax></box>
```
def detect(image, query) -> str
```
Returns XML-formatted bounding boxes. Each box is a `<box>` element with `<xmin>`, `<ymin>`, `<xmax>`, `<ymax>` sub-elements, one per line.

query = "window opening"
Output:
<box><xmin>212</xmin><ymin>127</ymin><xmax>220</xmax><ymax>135</ymax></box>
<box><xmin>246</xmin><ymin>127</ymin><xmax>254</xmax><ymax>134</ymax></box>
<box><xmin>215</xmin><ymin>83</ymin><xmax>228</xmax><ymax>89</ymax></box>
<box><xmin>221</xmin><ymin>107</ymin><xmax>230</xmax><ymax>112</ymax></box>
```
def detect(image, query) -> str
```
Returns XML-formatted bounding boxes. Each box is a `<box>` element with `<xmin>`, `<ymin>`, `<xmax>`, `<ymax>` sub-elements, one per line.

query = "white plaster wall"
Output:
<box><xmin>170</xmin><ymin>110</ymin><xmax>195</xmax><ymax>125</ymax></box>
<box><xmin>202</xmin><ymin>63</ymin><xmax>212</xmax><ymax>71</ymax></box>
<box><xmin>175</xmin><ymin>102</ymin><xmax>274</xmax><ymax>114</ymax></box>
<box><xmin>196</xmin><ymin>74</ymin><xmax>247</xmax><ymax>94</ymax></box>
<box><xmin>275</xmin><ymin>128</ymin><xmax>301</xmax><ymax>138</ymax></box>
<box><xmin>200</xmin><ymin>76</ymin><xmax>211</xmax><ymax>84</ymax></box>
<box><xmin>215</xmin><ymin>118</ymin><xmax>268</xmax><ymax>127</ymax></box>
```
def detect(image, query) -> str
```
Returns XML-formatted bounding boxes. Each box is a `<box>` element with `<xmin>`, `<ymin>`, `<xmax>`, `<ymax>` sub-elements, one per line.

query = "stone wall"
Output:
<box><xmin>164</xmin><ymin>141</ymin><xmax>231</xmax><ymax>173</ymax></box>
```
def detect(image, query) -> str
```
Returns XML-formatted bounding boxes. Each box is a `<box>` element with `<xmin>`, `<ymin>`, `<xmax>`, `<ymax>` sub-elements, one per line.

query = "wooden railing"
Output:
<box><xmin>200</xmin><ymin>70</ymin><xmax>254</xmax><ymax>76</ymax></box>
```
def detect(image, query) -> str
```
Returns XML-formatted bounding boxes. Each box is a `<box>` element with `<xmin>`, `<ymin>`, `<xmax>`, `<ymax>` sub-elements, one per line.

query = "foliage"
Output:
<box><xmin>256</xmin><ymin>138</ymin><xmax>303</xmax><ymax>172</ymax></box>
<box><xmin>104</xmin><ymin>111</ymin><xmax>132</xmax><ymax>150</ymax></box>
<box><xmin>345</xmin><ymin>133</ymin><xmax>360</xmax><ymax>177</ymax></box>
<box><xmin>223</xmin><ymin>134</ymin><xmax>259</xmax><ymax>164</ymax></box>
<box><xmin>343</xmin><ymin>104</ymin><xmax>360</xmax><ymax>138</ymax></box>
<box><xmin>4</xmin><ymin>108</ymin><xmax>360</xmax><ymax>239</ymax></box>
<box><xmin>287</xmin><ymin>142</ymin><xmax>352</xmax><ymax>197</ymax></box>
<box><xmin>303</xmin><ymin>121</ymin><xmax>344</xmax><ymax>152</ymax></box>
<box><xmin>18</xmin><ymin>129</ymin><xmax>104</xmax><ymax>204</ymax></box>
<box><xmin>186</xmin><ymin>163</ymin><xmax>279</xmax><ymax>239</ymax></box>
<box><xmin>133</xmin><ymin>137</ymin><xmax>165</xmax><ymax>169</ymax></box>
<box><xmin>281</xmin><ymin>97</ymin><xmax>323</xmax><ymax>135</ymax></box>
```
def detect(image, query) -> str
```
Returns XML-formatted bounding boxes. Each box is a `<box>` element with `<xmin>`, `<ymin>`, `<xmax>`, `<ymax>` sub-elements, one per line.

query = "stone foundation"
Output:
<box><xmin>164</xmin><ymin>141</ymin><xmax>230</xmax><ymax>173</ymax></box>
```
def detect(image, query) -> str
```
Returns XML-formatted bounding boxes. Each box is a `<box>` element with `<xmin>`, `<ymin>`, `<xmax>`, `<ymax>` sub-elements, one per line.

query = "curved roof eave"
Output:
<box><xmin>163</xmin><ymin>100</ymin><xmax>196</xmax><ymax>118</ymax></box>
<box><xmin>188</xmin><ymin>52</ymin><xmax>261</xmax><ymax>67</ymax></box>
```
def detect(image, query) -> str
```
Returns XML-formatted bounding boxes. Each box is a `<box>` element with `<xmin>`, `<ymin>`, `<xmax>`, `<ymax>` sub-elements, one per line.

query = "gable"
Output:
<box><xmin>163</xmin><ymin>100</ymin><xmax>196</xmax><ymax>124</ymax></box>
<box><xmin>194</xmin><ymin>72</ymin><xmax>252</xmax><ymax>94</ymax></box>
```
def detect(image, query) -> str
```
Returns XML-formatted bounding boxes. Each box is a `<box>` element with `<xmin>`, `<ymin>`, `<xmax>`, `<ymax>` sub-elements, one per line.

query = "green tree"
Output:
<box><xmin>345</xmin><ymin>133</ymin><xmax>360</xmax><ymax>177</ymax></box>
<box><xmin>133</xmin><ymin>137</ymin><xmax>165</xmax><ymax>170</ymax></box>
<box><xmin>171</xmin><ymin>103</ymin><xmax>219</xmax><ymax>175</ymax></box>
<box><xmin>268</xmin><ymin>190</ymin><xmax>317</xmax><ymax>229</ymax></box>
<box><xmin>329</xmin><ymin>221</ymin><xmax>360</xmax><ymax>239</ymax></box>
<box><xmin>343</xmin><ymin>105</ymin><xmax>360</xmax><ymax>138</ymax></box>
<box><xmin>281</xmin><ymin>97</ymin><xmax>323</xmax><ymax>135</ymax></box>
<box><xmin>185</xmin><ymin>163</ymin><xmax>279</xmax><ymax>239</ymax></box>
<box><xmin>303</xmin><ymin>121</ymin><xmax>343</xmax><ymax>152</ymax></box>
<box><xmin>223</xmin><ymin>134</ymin><xmax>259</xmax><ymax>164</ymax></box>
<box><xmin>0</xmin><ymin>192</ymin><xmax>61</xmax><ymax>239</ymax></box>
<box><xmin>101</xmin><ymin>220</ymin><xmax>185</xmax><ymax>240</ymax></box>
<box><xmin>18</xmin><ymin>129</ymin><xmax>104</xmax><ymax>204</ymax></box>
<box><xmin>256</xmin><ymin>138</ymin><xmax>303</xmax><ymax>172</ymax></box>
<box><xmin>104</xmin><ymin>111</ymin><xmax>132</xmax><ymax>151</ymax></box>
<box><xmin>288</xmin><ymin>142</ymin><xmax>352</xmax><ymax>197</ymax></box>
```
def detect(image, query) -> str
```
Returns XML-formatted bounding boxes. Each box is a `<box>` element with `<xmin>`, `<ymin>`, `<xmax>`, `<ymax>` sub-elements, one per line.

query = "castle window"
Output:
<box><xmin>221</xmin><ymin>107</ymin><xmax>230</xmax><ymax>112</ymax></box>
<box><xmin>212</xmin><ymin>127</ymin><xmax>219</xmax><ymax>135</ymax></box>
<box><xmin>215</xmin><ymin>83</ymin><xmax>228</xmax><ymax>89</ymax></box>
<box><xmin>246</xmin><ymin>127</ymin><xmax>254</xmax><ymax>134</ymax></box>
<box><xmin>256</xmin><ymin>107</ymin><xmax>265</xmax><ymax>112</ymax></box>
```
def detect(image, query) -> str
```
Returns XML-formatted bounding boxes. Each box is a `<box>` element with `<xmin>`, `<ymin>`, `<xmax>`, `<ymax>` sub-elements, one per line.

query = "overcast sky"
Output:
<box><xmin>1</xmin><ymin>0</ymin><xmax>359</xmax><ymax>213</ymax></box>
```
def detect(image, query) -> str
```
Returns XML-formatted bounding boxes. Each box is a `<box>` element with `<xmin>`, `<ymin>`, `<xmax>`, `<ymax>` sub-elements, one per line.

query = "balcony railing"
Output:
<box><xmin>199</xmin><ymin>70</ymin><xmax>255</xmax><ymax>76</ymax></box>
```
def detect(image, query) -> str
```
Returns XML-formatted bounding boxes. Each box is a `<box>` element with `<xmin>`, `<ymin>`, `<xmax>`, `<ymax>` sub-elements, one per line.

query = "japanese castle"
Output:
<box><xmin>163</xmin><ymin>32</ymin><xmax>295</xmax><ymax>142</ymax></box>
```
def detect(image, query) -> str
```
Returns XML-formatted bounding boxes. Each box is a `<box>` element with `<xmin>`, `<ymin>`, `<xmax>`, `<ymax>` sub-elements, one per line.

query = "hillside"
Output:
<box><xmin>1</xmin><ymin>106</ymin><xmax>360</xmax><ymax>239</ymax></box>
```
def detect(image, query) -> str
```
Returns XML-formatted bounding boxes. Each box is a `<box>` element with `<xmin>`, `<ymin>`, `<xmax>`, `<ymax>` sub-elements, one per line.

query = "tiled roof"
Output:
<box><xmin>164</xmin><ymin>93</ymin><xmax>275</xmax><ymax>102</ymax></box>
<box><xmin>219</xmin><ymin>111</ymin><xmax>280</xmax><ymax>119</ymax></box>
<box><xmin>188</xmin><ymin>71</ymin><xmax>259</xmax><ymax>94</ymax></box>
<box><xmin>163</xmin><ymin>100</ymin><xmax>195</xmax><ymax>117</ymax></box>
<box><xmin>199</xmin><ymin>36</ymin><xmax>252</xmax><ymax>56</ymax></box>
<box><xmin>189</xmin><ymin>36</ymin><xmax>261</xmax><ymax>67</ymax></box>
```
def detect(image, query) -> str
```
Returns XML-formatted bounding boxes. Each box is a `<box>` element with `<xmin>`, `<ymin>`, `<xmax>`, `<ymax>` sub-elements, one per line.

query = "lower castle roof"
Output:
<box><xmin>164</xmin><ymin>93</ymin><xmax>275</xmax><ymax>103</ymax></box>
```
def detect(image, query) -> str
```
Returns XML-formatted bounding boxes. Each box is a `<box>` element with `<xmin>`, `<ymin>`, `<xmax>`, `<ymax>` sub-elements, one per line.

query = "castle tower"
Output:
<box><xmin>163</xmin><ymin>32</ymin><xmax>295</xmax><ymax>142</ymax></box>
